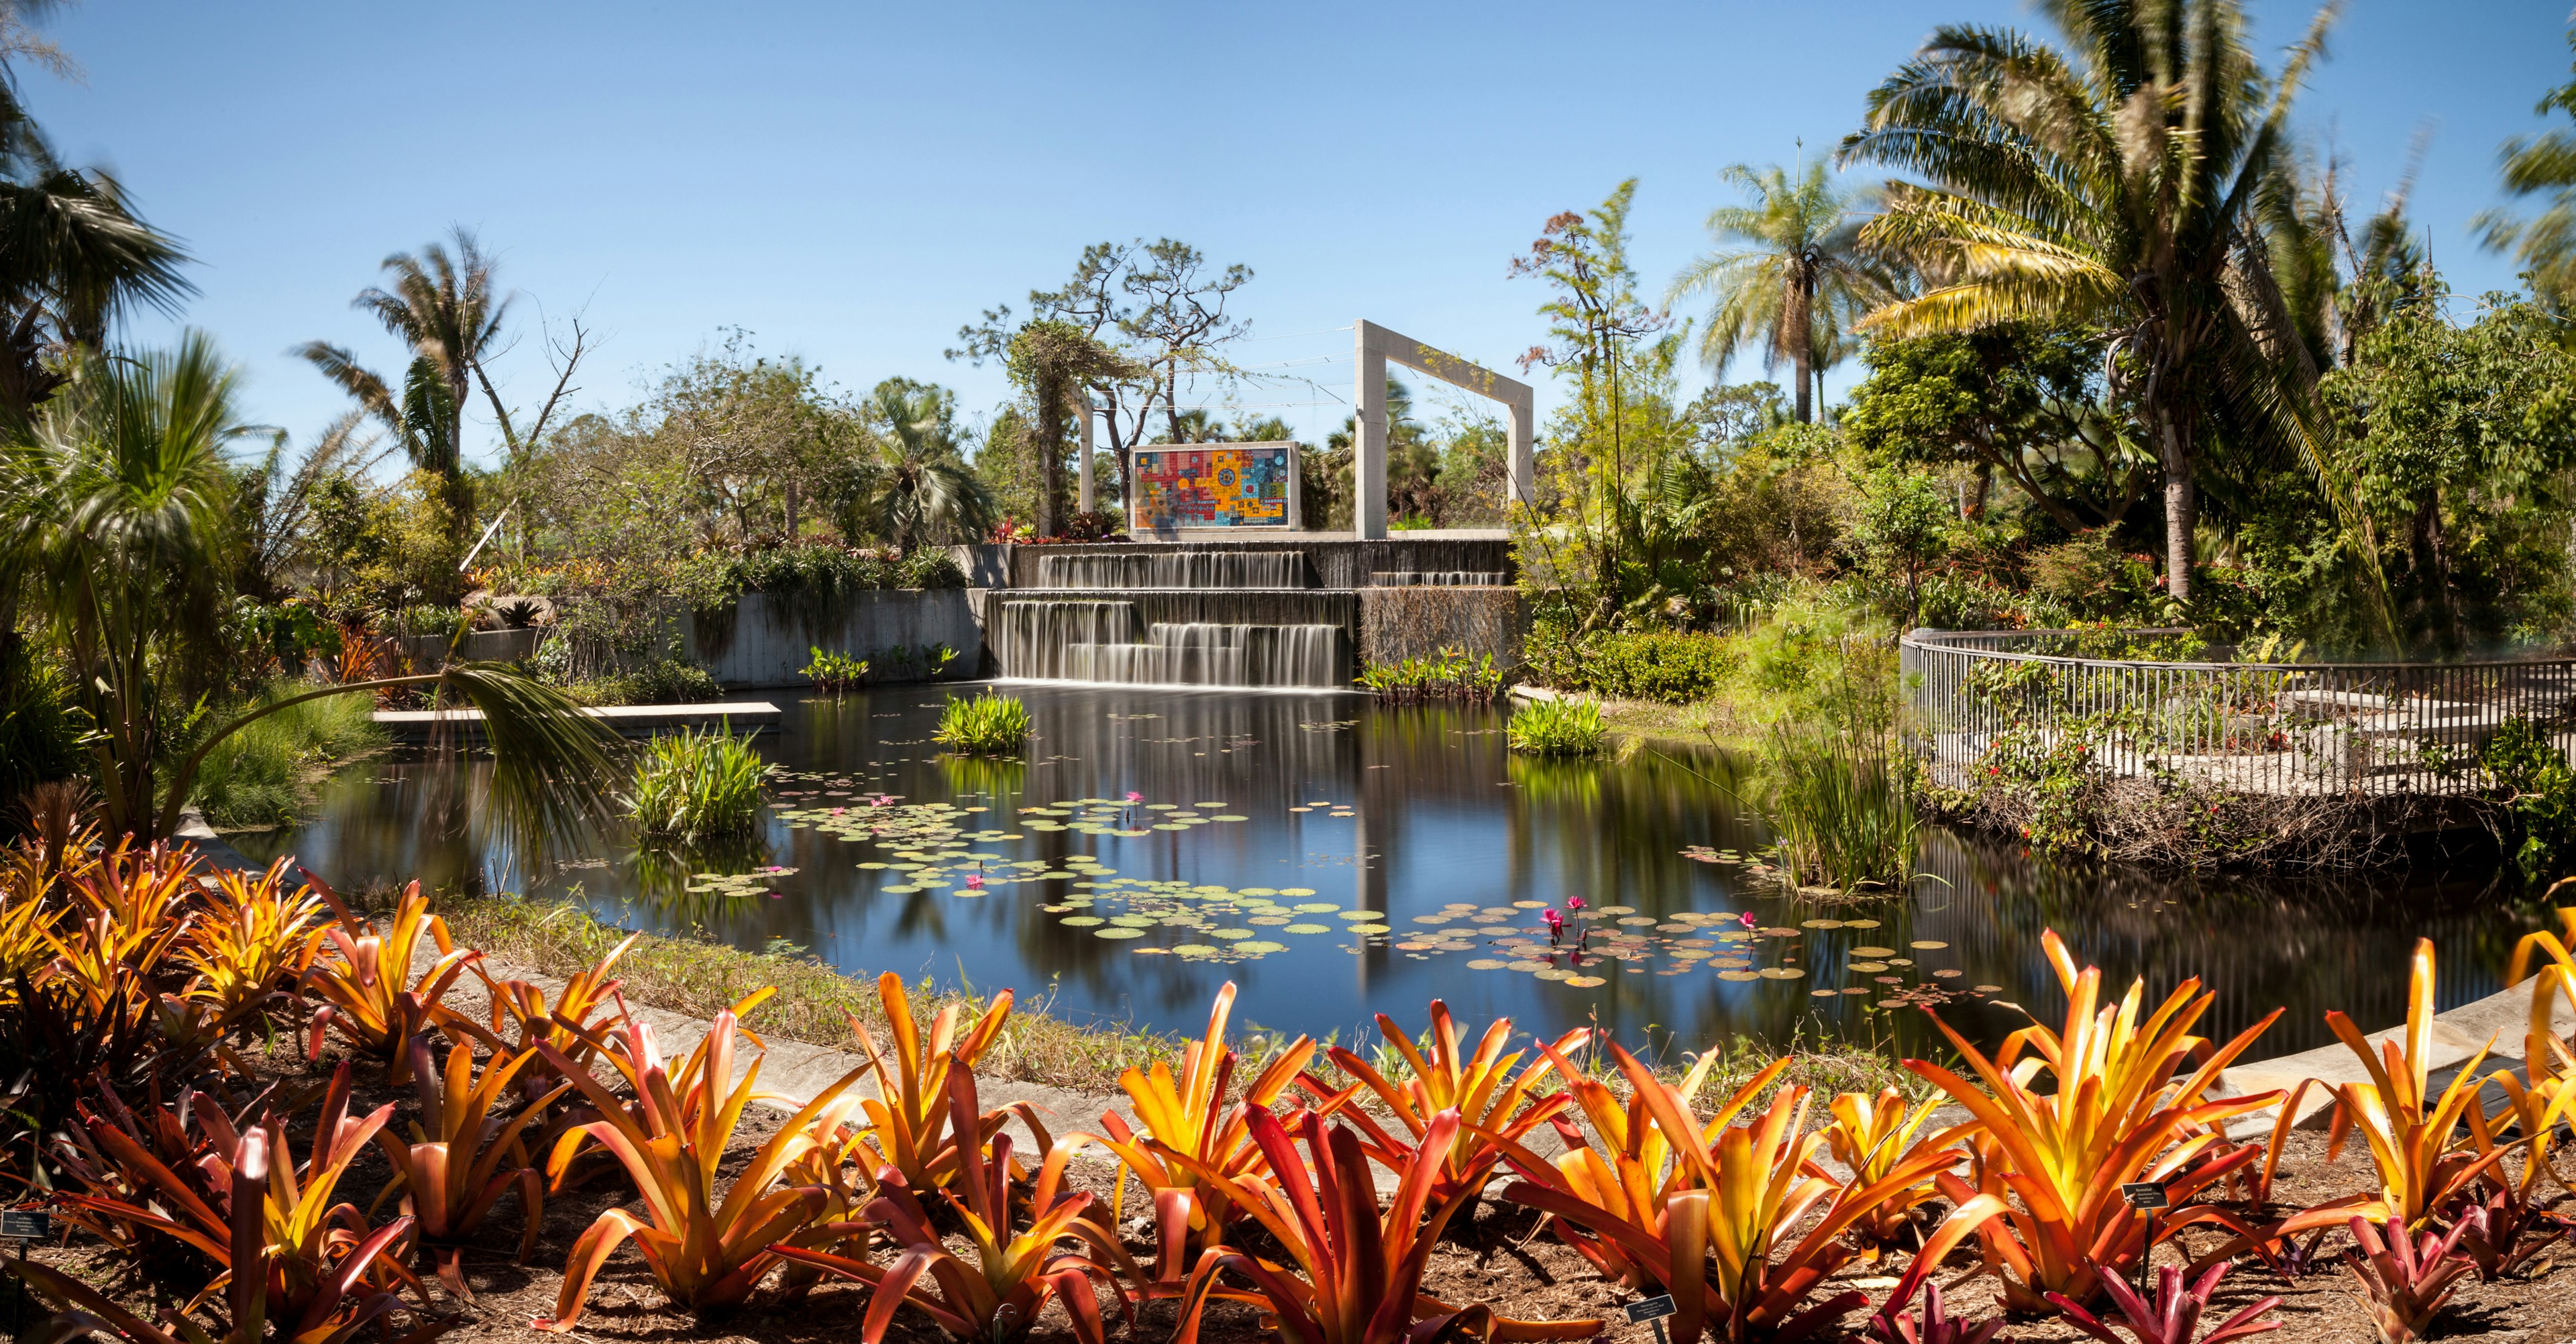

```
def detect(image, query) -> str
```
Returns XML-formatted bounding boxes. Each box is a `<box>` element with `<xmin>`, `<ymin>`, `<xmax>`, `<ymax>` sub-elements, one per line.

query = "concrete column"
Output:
<box><xmin>1354</xmin><ymin>321</ymin><xmax>1387</xmax><ymax>540</ymax></box>
<box><xmin>1507</xmin><ymin>391</ymin><xmax>1535</xmax><ymax>508</ymax></box>
<box><xmin>1077</xmin><ymin>397</ymin><xmax>1096</xmax><ymax>515</ymax></box>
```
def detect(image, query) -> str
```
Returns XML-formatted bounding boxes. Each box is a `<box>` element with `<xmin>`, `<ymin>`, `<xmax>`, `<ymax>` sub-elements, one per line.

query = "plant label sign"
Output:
<box><xmin>2120</xmin><ymin>1182</ymin><xmax>2170</xmax><ymax>1210</ymax></box>
<box><xmin>1624</xmin><ymin>1296</ymin><xmax>1678</xmax><ymax>1325</ymax></box>
<box><xmin>0</xmin><ymin>1210</ymin><xmax>49</xmax><ymax>1239</ymax></box>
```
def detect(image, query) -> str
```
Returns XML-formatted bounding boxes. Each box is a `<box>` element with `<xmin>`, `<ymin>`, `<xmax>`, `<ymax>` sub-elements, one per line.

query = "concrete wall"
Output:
<box><xmin>391</xmin><ymin>627</ymin><xmax>545</xmax><ymax>668</ymax></box>
<box><xmin>1357</xmin><ymin>587</ymin><xmax>1526</xmax><ymax>669</ymax></box>
<box><xmin>682</xmin><ymin>589</ymin><xmax>981</xmax><ymax>688</ymax></box>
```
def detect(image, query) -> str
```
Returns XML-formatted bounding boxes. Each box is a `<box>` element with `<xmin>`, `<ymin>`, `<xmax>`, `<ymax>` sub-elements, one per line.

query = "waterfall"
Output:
<box><xmin>994</xmin><ymin>599</ymin><xmax>1344</xmax><ymax>687</ymax></box>
<box><xmin>1370</xmin><ymin>571</ymin><xmax>1509</xmax><ymax>586</ymax></box>
<box><xmin>1036</xmin><ymin>550</ymin><xmax>1307</xmax><ymax>589</ymax></box>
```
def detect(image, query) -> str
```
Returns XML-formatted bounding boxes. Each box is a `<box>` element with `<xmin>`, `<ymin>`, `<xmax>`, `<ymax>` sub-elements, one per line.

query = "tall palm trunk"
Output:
<box><xmin>1784</xmin><ymin>266</ymin><xmax>1815</xmax><ymax>424</ymax></box>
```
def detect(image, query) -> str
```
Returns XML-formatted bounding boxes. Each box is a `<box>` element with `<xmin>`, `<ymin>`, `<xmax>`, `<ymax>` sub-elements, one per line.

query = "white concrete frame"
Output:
<box><xmin>1353</xmin><ymin>319</ymin><xmax>1534</xmax><ymax>539</ymax></box>
<box><xmin>1077</xmin><ymin>399</ymin><xmax>1096</xmax><ymax>513</ymax></box>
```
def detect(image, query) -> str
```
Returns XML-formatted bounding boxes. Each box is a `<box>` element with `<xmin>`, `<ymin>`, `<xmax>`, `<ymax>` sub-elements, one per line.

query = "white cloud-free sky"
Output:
<box><xmin>23</xmin><ymin>0</ymin><xmax>2572</xmax><ymax>461</ymax></box>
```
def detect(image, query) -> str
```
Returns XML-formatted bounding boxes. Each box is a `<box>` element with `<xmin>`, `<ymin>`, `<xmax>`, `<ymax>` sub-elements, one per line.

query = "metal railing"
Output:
<box><xmin>1900</xmin><ymin>629</ymin><xmax>2576</xmax><ymax>797</ymax></box>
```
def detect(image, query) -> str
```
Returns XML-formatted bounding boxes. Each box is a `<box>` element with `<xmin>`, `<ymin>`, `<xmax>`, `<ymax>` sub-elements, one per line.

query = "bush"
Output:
<box><xmin>576</xmin><ymin>658</ymin><xmax>725</xmax><ymax>707</ymax></box>
<box><xmin>627</xmin><ymin>726</ymin><xmax>771</xmax><ymax>845</ymax></box>
<box><xmin>185</xmin><ymin>679</ymin><xmax>390</xmax><ymax>830</ymax></box>
<box><xmin>1524</xmin><ymin>626</ymin><xmax>1737</xmax><ymax>704</ymax></box>
<box><xmin>932</xmin><ymin>691</ymin><xmax>1031</xmax><ymax>756</ymax></box>
<box><xmin>0</xmin><ymin>637</ymin><xmax>80</xmax><ymax>822</ymax></box>
<box><xmin>1507</xmin><ymin>696</ymin><xmax>1606</xmax><ymax>755</ymax></box>
<box><xmin>675</xmin><ymin>543</ymin><xmax>965</xmax><ymax>607</ymax></box>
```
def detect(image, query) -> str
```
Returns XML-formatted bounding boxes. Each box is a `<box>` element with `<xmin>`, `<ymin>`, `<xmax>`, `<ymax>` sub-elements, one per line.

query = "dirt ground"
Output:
<box><xmin>26</xmin><ymin>1025</ymin><xmax>2576</xmax><ymax>1344</ymax></box>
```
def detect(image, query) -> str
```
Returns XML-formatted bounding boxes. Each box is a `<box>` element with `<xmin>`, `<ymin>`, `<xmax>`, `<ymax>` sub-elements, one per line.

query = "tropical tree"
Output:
<box><xmin>0</xmin><ymin>17</ymin><xmax>191</xmax><ymax>422</ymax></box>
<box><xmin>851</xmin><ymin>378</ymin><xmax>993</xmax><ymax>549</ymax></box>
<box><xmin>1668</xmin><ymin>160</ymin><xmax>1892</xmax><ymax>423</ymax></box>
<box><xmin>1838</xmin><ymin>0</ymin><xmax>2344</xmax><ymax>609</ymax></box>
<box><xmin>0</xmin><ymin>333</ymin><xmax>623</xmax><ymax>841</ymax></box>
<box><xmin>2483</xmin><ymin>27</ymin><xmax>2576</xmax><ymax>310</ymax></box>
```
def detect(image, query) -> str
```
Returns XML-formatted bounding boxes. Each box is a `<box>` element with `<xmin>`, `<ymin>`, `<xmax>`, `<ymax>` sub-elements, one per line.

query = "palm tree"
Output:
<box><xmin>851</xmin><ymin>379</ymin><xmax>993</xmax><ymax>548</ymax></box>
<box><xmin>1837</xmin><ymin>0</ymin><xmax>2344</xmax><ymax>608</ymax></box>
<box><xmin>0</xmin><ymin>333</ymin><xmax>622</xmax><ymax>841</ymax></box>
<box><xmin>2484</xmin><ymin>29</ymin><xmax>2576</xmax><ymax>309</ymax></box>
<box><xmin>1667</xmin><ymin>160</ymin><xmax>1892</xmax><ymax>423</ymax></box>
<box><xmin>296</xmin><ymin>229</ymin><xmax>513</xmax><ymax>540</ymax></box>
<box><xmin>0</xmin><ymin>74</ymin><xmax>193</xmax><ymax>421</ymax></box>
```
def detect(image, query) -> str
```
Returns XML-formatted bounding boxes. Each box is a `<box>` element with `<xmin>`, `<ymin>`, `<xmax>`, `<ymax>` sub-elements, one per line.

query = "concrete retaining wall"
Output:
<box><xmin>682</xmin><ymin>589</ymin><xmax>980</xmax><ymax>689</ymax></box>
<box><xmin>1357</xmin><ymin>586</ymin><xmax>1525</xmax><ymax>668</ymax></box>
<box><xmin>1002</xmin><ymin>536</ymin><xmax>1515</xmax><ymax>590</ymax></box>
<box><xmin>390</xmin><ymin>627</ymin><xmax>545</xmax><ymax>668</ymax></box>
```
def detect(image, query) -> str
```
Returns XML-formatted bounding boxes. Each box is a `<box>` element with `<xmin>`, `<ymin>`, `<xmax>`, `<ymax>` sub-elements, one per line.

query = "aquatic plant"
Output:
<box><xmin>933</xmin><ymin>691</ymin><xmax>1032</xmax><ymax>755</ymax></box>
<box><xmin>1507</xmin><ymin>696</ymin><xmax>1605</xmax><ymax>755</ymax></box>
<box><xmin>1756</xmin><ymin>714</ymin><xmax>1917</xmax><ymax>892</ymax></box>
<box><xmin>1357</xmin><ymin>648</ymin><xmax>1505</xmax><ymax>703</ymax></box>
<box><xmin>625</xmin><ymin>725</ymin><xmax>771</xmax><ymax>845</ymax></box>
<box><xmin>803</xmin><ymin>646</ymin><xmax>869</xmax><ymax>694</ymax></box>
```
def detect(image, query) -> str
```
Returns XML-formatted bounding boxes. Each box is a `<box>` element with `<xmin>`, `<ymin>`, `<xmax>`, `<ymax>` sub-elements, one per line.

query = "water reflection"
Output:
<box><xmin>235</xmin><ymin>684</ymin><xmax>2551</xmax><ymax>1058</ymax></box>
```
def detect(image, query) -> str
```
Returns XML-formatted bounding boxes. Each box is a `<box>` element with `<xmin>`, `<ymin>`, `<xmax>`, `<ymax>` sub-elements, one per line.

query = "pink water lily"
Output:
<box><xmin>1124</xmin><ymin>790</ymin><xmax>1144</xmax><ymax>803</ymax></box>
<box><xmin>1566</xmin><ymin>895</ymin><xmax>1586</xmax><ymax>911</ymax></box>
<box><xmin>964</xmin><ymin>874</ymin><xmax>985</xmax><ymax>889</ymax></box>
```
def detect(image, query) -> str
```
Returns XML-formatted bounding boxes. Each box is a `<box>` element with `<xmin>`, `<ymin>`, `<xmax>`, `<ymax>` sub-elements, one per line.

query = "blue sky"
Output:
<box><xmin>23</xmin><ymin>0</ymin><xmax>2573</xmax><ymax>464</ymax></box>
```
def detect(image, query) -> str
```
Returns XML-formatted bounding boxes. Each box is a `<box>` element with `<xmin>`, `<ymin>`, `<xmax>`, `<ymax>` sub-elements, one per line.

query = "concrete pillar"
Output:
<box><xmin>1077</xmin><ymin>397</ymin><xmax>1095</xmax><ymax>514</ymax></box>
<box><xmin>1354</xmin><ymin>322</ymin><xmax>1387</xmax><ymax>539</ymax></box>
<box><xmin>1507</xmin><ymin>392</ymin><xmax>1535</xmax><ymax>508</ymax></box>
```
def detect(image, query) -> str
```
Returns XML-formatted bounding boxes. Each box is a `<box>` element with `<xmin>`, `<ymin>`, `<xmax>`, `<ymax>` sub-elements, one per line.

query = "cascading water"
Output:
<box><xmin>1369</xmin><ymin>571</ymin><xmax>1509</xmax><ymax>586</ymax></box>
<box><xmin>993</xmin><ymin>598</ymin><xmax>1346</xmax><ymax>688</ymax></box>
<box><xmin>1036</xmin><ymin>550</ymin><xmax>1307</xmax><ymax>590</ymax></box>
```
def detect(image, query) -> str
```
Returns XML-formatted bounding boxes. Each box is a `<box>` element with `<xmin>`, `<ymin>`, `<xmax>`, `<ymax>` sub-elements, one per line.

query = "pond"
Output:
<box><xmin>237</xmin><ymin>683</ymin><xmax>2554</xmax><ymax>1059</ymax></box>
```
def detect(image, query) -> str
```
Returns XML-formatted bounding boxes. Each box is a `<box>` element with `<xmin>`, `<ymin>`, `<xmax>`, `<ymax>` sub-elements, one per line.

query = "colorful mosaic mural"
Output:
<box><xmin>1130</xmin><ymin>442</ymin><xmax>1293</xmax><ymax>530</ymax></box>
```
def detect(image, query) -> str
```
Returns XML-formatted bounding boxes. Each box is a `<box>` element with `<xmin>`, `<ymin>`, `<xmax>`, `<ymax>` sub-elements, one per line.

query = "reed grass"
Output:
<box><xmin>1753</xmin><ymin>649</ymin><xmax>1919</xmax><ymax>892</ymax></box>
<box><xmin>184</xmin><ymin>678</ymin><xmax>389</xmax><ymax>829</ymax></box>
<box><xmin>1507</xmin><ymin>695</ymin><xmax>1607</xmax><ymax>755</ymax></box>
<box><xmin>932</xmin><ymin>690</ymin><xmax>1031</xmax><ymax>755</ymax></box>
<box><xmin>625</xmin><ymin>725</ymin><xmax>771</xmax><ymax>844</ymax></box>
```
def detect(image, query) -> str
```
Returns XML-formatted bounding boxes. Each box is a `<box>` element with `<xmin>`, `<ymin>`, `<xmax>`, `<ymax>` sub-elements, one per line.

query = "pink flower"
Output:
<box><xmin>1125</xmin><ymin>791</ymin><xmax>1144</xmax><ymax>803</ymax></box>
<box><xmin>830</xmin><ymin>807</ymin><xmax>846</xmax><ymax>816</ymax></box>
<box><xmin>965</xmin><ymin>874</ymin><xmax>985</xmax><ymax>889</ymax></box>
<box><xmin>1739</xmin><ymin>911</ymin><xmax>1758</xmax><ymax>929</ymax></box>
<box><xmin>1566</xmin><ymin>895</ymin><xmax>1586</xmax><ymax>911</ymax></box>
<box><xmin>871</xmin><ymin>794</ymin><xmax>895</xmax><ymax>808</ymax></box>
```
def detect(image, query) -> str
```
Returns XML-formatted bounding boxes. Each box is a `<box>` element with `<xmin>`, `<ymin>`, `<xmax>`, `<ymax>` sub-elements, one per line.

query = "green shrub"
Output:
<box><xmin>676</xmin><ymin>543</ymin><xmax>966</xmax><ymax>607</ymax></box>
<box><xmin>1523</xmin><ymin>627</ymin><xmax>1737</xmax><ymax>704</ymax></box>
<box><xmin>932</xmin><ymin>691</ymin><xmax>1032</xmax><ymax>755</ymax></box>
<box><xmin>575</xmin><ymin>658</ymin><xmax>725</xmax><ymax>707</ymax></box>
<box><xmin>0</xmin><ymin>637</ymin><xmax>80</xmax><ymax>820</ymax></box>
<box><xmin>185</xmin><ymin>679</ymin><xmax>391</xmax><ymax>830</ymax></box>
<box><xmin>2484</xmin><ymin>716</ymin><xmax>2576</xmax><ymax>880</ymax></box>
<box><xmin>804</xmin><ymin>647</ymin><xmax>869</xmax><ymax>694</ymax></box>
<box><xmin>1507</xmin><ymin>696</ymin><xmax>1606</xmax><ymax>755</ymax></box>
<box><xmin>627</xmin><ymin>726</ymin><xmax>772</xmax><ymax>845</ymax></box>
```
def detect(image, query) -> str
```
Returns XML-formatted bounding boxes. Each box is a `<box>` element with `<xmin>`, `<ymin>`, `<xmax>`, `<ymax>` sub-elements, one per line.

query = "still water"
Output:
<box><xmin>237</xmin><ymin>683</ymin><xmax>2553</xmax><ymax>1059</ymax></box>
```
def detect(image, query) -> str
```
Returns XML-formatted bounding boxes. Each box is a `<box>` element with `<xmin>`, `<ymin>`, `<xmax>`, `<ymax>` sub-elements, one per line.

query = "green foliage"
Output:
<box><xmin>2027</xmin><ymin>531</ymin><xmax>2163</xmax><ymax>623</ymax></box>
<box><xmin>1757</xmin><ymin>715</ymin><xmax>1917</xmax><ymax>891</ymax></box>
<box><xmin>1851</xmin><ymin>462</ymin><xmax>1954</xmax><ymax>625</ymax></box>
<box><xmin>627</xmin><ymin>725</ymin><xmax>772</xmax><ymax>845</ymax></box>
<box><xmin>1356</xmin><ymin>649</ymin><xmax>1504</xmax><ymax>703</ymax></box>
<box><xmin>932</xmin><ymin>691</ymin><xmax>1031</xmax><ymax>756</ymax></box>
<box><xmin>1507</xmin><ymin>696</ymin><xmax>1607</xmax><ymax>755</ymax></box>
<box><xmin>1523</xmin><ymin>627</ymin><xmax>1737</xmax><ymax>704</ymax></box>
<box><xmin>301</xmin><ymin>468</ymin><xmax>472</xmax><ymax>611</ymax></box>
<box><xmin>1843</xmin><ymin>326</ymin><xmax>2137</xmax><ymax>533</ymax></box>
<box><xmin>675</xmin><ymin>541</ymin><xmax>965</xmax><ymax>609</ymax></box>
<box><xmin>2482</xmin><ymin>717</ymin><xmax>2576</xmax><ymax>880</ymax></box>
<box><xmin>0</xmin><ymin>636</ymin><xmax>79</xmax><ymax>815</ymax></box>
<box><xmin>183</xmin><ymin>678</ymin><xmax>388</xmax><ymax>830</ymax></box>
<box><xmin>574</xmin><ymin>658</ymin><xmax>724</xmax><ymax>707</ymax></box>
<box><xmin>804</xmin><ymin>646</ymin><xmax>869</xmax><ymax>694</ymax></box>
<box><xmin>2302</xmin><ymin>289</ymin><xmax>2576</xmax><ymax>654</ymax></box>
